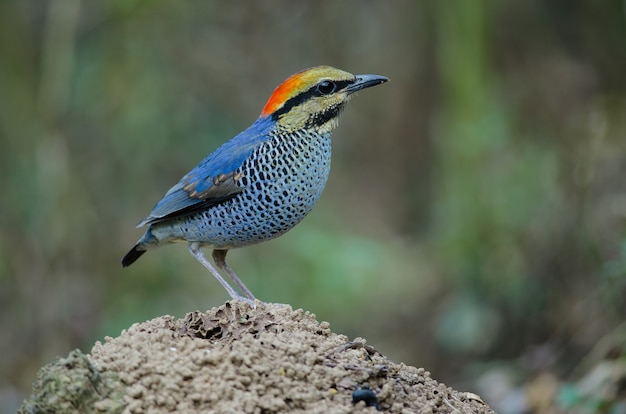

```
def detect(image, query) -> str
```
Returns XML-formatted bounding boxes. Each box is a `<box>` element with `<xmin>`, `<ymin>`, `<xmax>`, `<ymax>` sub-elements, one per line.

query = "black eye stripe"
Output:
<box><xmin>271</xmin><ymin>79</ymin><xmax>355</xmax><ymax>119</ymax></box>
<box><xmin>328</xmin><ymin>80</ymin><xmax>352</xmax><ymax>92</ymax></box>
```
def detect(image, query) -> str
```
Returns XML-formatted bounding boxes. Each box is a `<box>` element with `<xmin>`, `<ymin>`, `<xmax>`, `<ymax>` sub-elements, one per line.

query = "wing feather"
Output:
<box><xmin>136</xmin><ymin>118</ymin><xmax>273</xmax><ymax>227</ymax></box>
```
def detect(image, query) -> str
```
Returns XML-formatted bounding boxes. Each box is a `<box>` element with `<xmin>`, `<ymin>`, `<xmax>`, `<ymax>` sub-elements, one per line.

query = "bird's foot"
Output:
<box><xmin>227</xmin><ymin>296</ymin><xmax>261</xmax><ymax>308</ymax></box>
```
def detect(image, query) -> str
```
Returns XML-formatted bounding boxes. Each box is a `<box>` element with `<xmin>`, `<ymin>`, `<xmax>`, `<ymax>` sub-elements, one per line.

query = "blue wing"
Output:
<box><xmin>137</xmin><ymin>117</ymin><xmax>273</xmax><ymax>227</ymax></box>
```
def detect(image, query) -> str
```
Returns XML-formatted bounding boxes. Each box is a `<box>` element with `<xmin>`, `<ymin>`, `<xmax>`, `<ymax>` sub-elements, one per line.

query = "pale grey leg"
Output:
<box><xmin>212</xmin><ymin>249</ymin><xmax>256</xmax><ymax>301</ymax></box>
<box><xmin>188</xmin><ymin>242</ymin><xmax>249</xmax><ymax>302</ymax></box>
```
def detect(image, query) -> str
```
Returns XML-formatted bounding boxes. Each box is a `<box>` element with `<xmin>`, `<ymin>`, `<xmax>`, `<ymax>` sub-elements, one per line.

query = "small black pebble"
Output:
<box><xmin>352</xmin><ymin>387</ymin><xmax>382</xmax><ymax>411</ymax></box>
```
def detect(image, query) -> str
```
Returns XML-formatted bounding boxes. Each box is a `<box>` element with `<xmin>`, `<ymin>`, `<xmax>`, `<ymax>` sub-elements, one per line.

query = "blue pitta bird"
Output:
<box><xmin>122</xmin><ymin>66</ymin><xmax>388</xmax><ymax>301</ymax></box>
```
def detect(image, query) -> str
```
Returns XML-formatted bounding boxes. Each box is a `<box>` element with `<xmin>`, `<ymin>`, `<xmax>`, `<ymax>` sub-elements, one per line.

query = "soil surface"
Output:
<box><xmin>20</xmin><ymin>301</ymin><xmax>495</xmax><ymax>413</ymax></box>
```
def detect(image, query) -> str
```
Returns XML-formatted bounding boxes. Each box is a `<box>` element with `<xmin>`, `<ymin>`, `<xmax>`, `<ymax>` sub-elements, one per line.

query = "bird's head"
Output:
<box><xmin>260</xmin><ymin>66</ymin><xmax>388</xmax><ymax>134</ymax></box>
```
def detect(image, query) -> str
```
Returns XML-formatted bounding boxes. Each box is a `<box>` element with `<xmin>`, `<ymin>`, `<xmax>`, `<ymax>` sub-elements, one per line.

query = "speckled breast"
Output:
<box><xmin>170</xmin><ymin>131</ymin><xmax>332</xmax><ymax>248</ymax></box>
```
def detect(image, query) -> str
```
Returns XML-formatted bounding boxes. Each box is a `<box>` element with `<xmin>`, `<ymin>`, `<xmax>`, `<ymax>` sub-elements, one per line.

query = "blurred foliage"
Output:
<box><xmin>1</xmin><ymin>1</ymin><xmax>625</xmax><ymax>413</ymax></box>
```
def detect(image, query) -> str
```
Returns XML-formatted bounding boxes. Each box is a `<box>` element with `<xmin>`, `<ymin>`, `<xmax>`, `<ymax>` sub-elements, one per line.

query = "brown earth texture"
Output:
<box><xmin>19</xmin><ymin>301</ymin><xmax>495</xmax><ymax>413</ymax></box>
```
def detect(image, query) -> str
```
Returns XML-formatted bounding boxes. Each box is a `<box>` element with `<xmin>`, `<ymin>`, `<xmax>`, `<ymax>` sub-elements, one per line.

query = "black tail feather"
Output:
<box><xmin>121</xmin><ymin>245</ymin><xmax>146</xmax><ymax>267</ymax></box>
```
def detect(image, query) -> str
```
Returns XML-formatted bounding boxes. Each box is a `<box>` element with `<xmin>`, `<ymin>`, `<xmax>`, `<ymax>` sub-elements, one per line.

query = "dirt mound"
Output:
<box><xmin>20</xmin><ymin>301</ymin><xmax>494</xmax><ymax>413</ymax></box>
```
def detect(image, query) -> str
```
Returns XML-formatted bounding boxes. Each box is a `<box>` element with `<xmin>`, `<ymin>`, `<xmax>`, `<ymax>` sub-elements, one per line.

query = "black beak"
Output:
<box><xmin>346</xmin><ymin>74</ymin><xmax>389</xmax><ymax>94</ymax></box>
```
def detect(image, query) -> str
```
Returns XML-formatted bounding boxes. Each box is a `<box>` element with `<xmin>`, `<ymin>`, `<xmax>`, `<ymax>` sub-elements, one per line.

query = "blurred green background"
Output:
<box><xmin>1</xmin><ymin>1</ymin><xmax>625</xmax><ymax>413</ymax></box>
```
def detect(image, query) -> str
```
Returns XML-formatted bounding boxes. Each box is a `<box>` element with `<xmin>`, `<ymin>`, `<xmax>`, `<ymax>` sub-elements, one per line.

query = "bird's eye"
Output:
<box><xmin>317</xmin><ymin>80</ymin><xmax>336</xmax><ymax>95</ymax></box>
